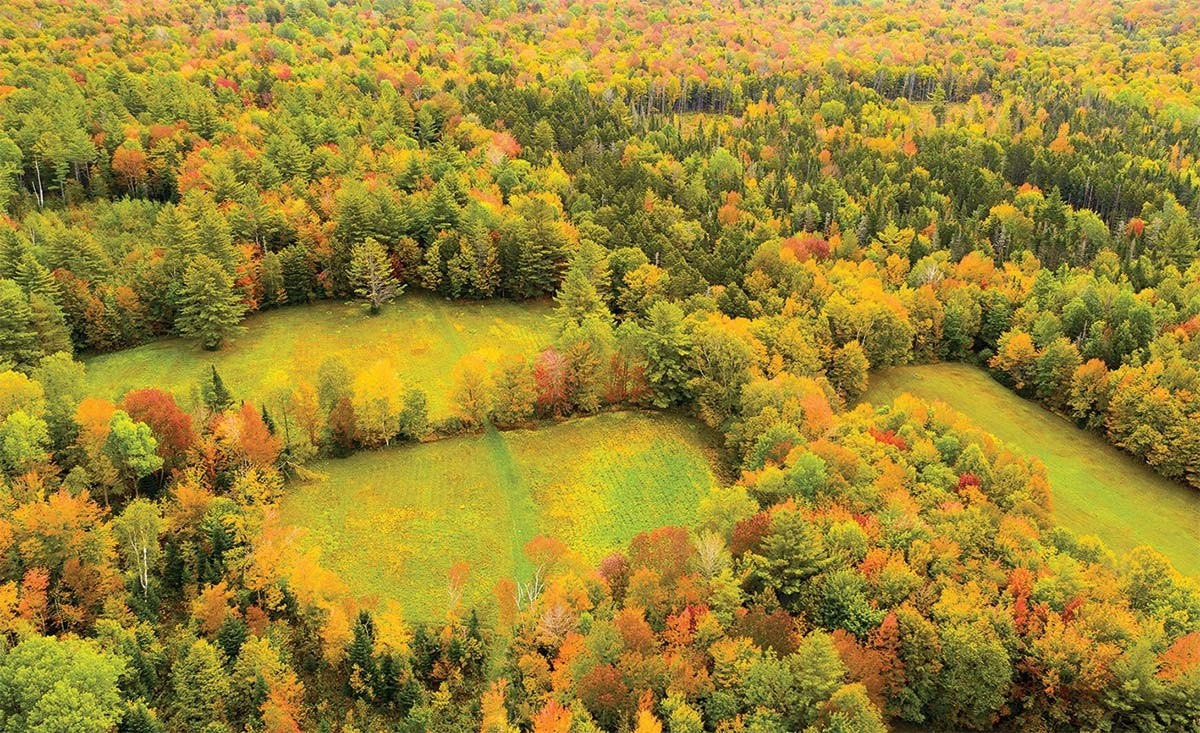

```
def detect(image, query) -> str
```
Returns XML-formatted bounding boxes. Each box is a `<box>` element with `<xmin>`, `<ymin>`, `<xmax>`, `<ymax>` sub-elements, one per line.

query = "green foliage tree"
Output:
<box><xmin>176</xmin><ymin>255</ymin><xmax>245</xmax><ymax>350</ymax></box>
<box><xmin>753</xmin><ymin>507</ymin><xmax>828</xmax><ymax>609</ymax></box>
<box><xmin>0</xmin><ymin>408</ymin><xmax>49</xmax><ymax>476</ymax></box>
<box><xmin>829</xmin><ymin>341</ymin><xmax>870</xmax><ymax>402</ymax></box>
<box><xmin>104</xmin><ymin>411</ymin><xmax>164</xmax><ymax>496</ymax></box>
<box><xmin>31</xmin><ymin>351</ymin><xmax>84</xmax><ymax>449</ymax></box>
<box><xmin>0</xmin><ymin>636</ymin><xmax>125</xmax><ymax>733</ymax></box>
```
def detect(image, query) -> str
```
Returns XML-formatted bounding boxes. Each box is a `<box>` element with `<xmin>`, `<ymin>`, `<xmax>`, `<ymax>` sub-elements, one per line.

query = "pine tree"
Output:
<box><xmin>349</xmin><ymin>237</ymin><xmax>402</xmax><ymax>314</ymax></box>
<box><xmin>176</xmin><ymin>254</ymin><xmax>245</xmax><ymax>350</ymax></box>
<box><xmin>930</xmin><ymin>84</ymin><xmax>947</xmax><ymax>127</ymax></box>
<box><xmin>553</xmin><ymin>257</ymin><xmax>611</xmax><ymax>331</ymax></box>
<box><xmin>425</xmin><ymin>180</ymin><xmax>461</xmax><ymax>238</ymax></box>
<box><xmin>0</xmin><ymin>278</ymin><xmax>40</xmax><ymax>369</ymax></box>
<box><xmin>260</xmin><ymin>250</ymin><xmax>287</xmax><ymax>307</ymax></box>
<box><xmin>14</xmin><ymin>251</ymin><xmax>57</xmax><ymax>298</ymax></box>
<box><xmin>466</xmin><ymin>224</ymin><xmax>501</xmax><ymax>297</ymax></box>
<box><xmin>642</xmin><ymin>301</ymin><xmax>692</xmax><ymax>408</ymax></box>
<box><xmin>417</xmin><ymin>241</ymin><xmax>444</xmax><ymax>292</ymax></box>
<box><xmin>186</xmin><ymin>192</ymin><xmax>237</xmax><ymax>270</ymax></box>
<box><xmin>28</xmin><ymin>293</ymin><xmax>73</xmax><ymax>356</ymax></box>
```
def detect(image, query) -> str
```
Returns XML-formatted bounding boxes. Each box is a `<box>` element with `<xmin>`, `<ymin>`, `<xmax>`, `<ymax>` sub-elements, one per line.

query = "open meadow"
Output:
<box><xmin>83</xmin><ymin>294</ymin><xmax>555</xmax><ymax>418</ymax></box>
<box><xmin>862</xmin><ymin>363</ymin><xmax>1200</xmax><ymax>576</ymax></box>
<box><xmin>277</xmin><ymin>411</ymin><xmax>723</xmax><ymax>621</ymax></box>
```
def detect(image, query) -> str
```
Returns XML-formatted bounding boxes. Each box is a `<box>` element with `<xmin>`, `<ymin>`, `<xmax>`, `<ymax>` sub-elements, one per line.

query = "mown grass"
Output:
<box><xmin>862</xmin><ymin>363</ymin><xmax>1200</xmax><ymax>576</ymax></box>
<box><xmin>277</xmin><ymin>412</ymin><xmax>723</xmax><ymax>621</ymax></box>
<box><xmin>83</xmin><ymin>294</ymin><xmax>555</xmax><ymax>418</ymax></box>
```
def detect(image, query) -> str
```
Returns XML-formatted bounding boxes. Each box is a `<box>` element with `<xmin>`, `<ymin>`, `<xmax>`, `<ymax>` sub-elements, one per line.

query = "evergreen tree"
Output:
<box><xmin>347</xmin><ymin>610</ymin><xmax>378</xmax><ymax>700</ymax></box>
<box><xmin>425</xmin><ymin>180</ymin><xmax>461</xmax><ymax>237</ymax></box>
<box><xmin>176</xmin><ymin>254</ymin><xmax>245</xmax><ymax>350</ymax></box>
<box><xmin>28</xmin><ymin>293</ymin><xmax>72</xmax><ymax>356</ymax></box>
<box><xmin>349</xmin><ymin>237</ymin><xmax>402</xmax><ymax>314</ymax></box>
<box><xmin>167</xmin><ymin>639</ymin><xmax>229</xmax><ymax>731</ymax></box>
<box><xmin>14</xmin><ymin>251</ymin><xmax>57</xmax><ymax>298</ymax></box>
<box><xmin>417</xmin><ymin>240</ymin><xmax>444</xmax><ymax>292</ymax></box>
<box><xmin>508</xmin><ymin>196</ymin><xmax>567</xmax><ymax>298</ymax></box>
<box><xmin>203</xmin><ymin>365</ymin><xmax>235</xmax><ymax>413</ymax></box>
<box><xmin>259</xmin><ymin>250</ymin><xmax>287</xmax><ymax>307</ymax></box>
<box><xmin>642</xmin><ymin>301</ymin><xmax>692</xmax><ymax>408</ymax></box>
<box><xmin>118</xmin><ymin>702</ymin><xmax>166</xmax><ymax>733</ymax></box>
<box><xmin>0</xmin><ymin>278</ymin><xmax>40</xmax><ymax>369</ymax></box>
<box><xmin>553</xmin><ymin>264</ymin><xmax>610</xmax><ymax>331</ymax></box>
<box><xmin>279</xmin><ymin>245</ymin><xmax>314</xmax><ymax>303</ymax></box>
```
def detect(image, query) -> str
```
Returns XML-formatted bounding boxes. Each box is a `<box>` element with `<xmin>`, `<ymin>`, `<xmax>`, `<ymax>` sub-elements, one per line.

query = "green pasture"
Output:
<box><xmin>277</xmin><ymin>412</ymin><xmax>723</xmax><ymax>621</ymax></box>
<box><xmin>83</xmin><ymin>294</ymin><xmax>555</xmax><ymax>418</ymax></box>
<box><xmin>862</xmin><ymin>363</ymin><xmax>1200</xmax><ymax>576</ymax></box>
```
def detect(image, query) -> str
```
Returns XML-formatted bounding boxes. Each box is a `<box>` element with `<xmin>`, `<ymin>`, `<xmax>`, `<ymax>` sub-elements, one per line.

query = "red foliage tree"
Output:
<box><xmin>533</xmin><ymin>347</ymin><xmax>570</xmax><ymax>417</ymax></box>
<box><xmin>122</xmin><ymin>388</ymin><xmax>196</xmax><ymax>469</ymax></box>
<box><xmin>576</xmin><ymin>663</ymin><xmax>630</xmax><ymax>730</ymax></box>
<box><xmin>730</xmin><ymin>511</ymin><xmax>772</xmax><ymax>556</ymax></box>
<box><xmin>598</xmin><ymin>552</ymin><xmax>630</xmax><ymax>603</ymax></box>
<box><xmin>732</xmin><ymin>605</ymin><xmax>799</xmax><ymax>655</ymax></box>
<box><xmin>628</xmin><ymin>526</ymin><xmax>695</xmax><ymax>584</ymax></box>
<box><xmin>868</xmin><ymin>427</ymin><xmax>909</xmax><ymax>451</ymax></box>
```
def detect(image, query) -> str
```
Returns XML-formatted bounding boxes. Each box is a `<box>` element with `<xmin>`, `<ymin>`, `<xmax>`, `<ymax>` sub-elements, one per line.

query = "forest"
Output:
<box><xmin>0</xmin><ymin>0</ymin><xmax>1198</xmax><ymax>731</ymax></box>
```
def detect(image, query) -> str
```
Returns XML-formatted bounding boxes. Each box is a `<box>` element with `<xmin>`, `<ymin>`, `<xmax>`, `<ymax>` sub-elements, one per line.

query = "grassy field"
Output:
<box><xmin>83</xmin><ymin>294</ymin><xmax>555</xmax><ymax>418</ymax></box>
<box><xmin>277</xmin><ymin>411</ymin><xmax>723</xmax><ymax>621</ymax></box>
<box><xmin>862</xmin><ymin>363</ymin><xmax>1200</xmax><ymax>576</ymax></box>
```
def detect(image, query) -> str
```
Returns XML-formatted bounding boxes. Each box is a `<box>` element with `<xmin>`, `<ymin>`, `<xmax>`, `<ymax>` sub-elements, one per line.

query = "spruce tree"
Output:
<box><xmin>167</xmin><ymin>640</ymin><xmax>230</xmax><ymax>731</ymax></box>
<box><xmin>28</xmin><ymin>293</ymin><xmax>72</xmax><ymax>356</ymax></box>
<box><xmin>279</xmin><ymin>245</ymin><xmax>313</xmax><ymax>303</ymax></box>
<box><xmin>347</xmin><ymin>610</ymin><xmax>378</xmax><ymax>700</ymax></box>
<box><xmin>203</xmin><ymin>365</ymin><xmax>235</xmax><ymax>413</ymax></box>
<box><xmin>176</xmin><ymin>254</ymin><xmax>245</xmax><ymax>350</ymax></box>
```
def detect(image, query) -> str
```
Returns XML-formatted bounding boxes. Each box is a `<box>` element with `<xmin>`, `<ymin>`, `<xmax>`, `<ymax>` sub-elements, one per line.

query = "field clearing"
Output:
<box><xmin>862</xmin><ymin>363</ymin><xmax>1200</xmax><ymax>576</ymax></box>
<box><xmin>83</xmin><ymin>294</ymin><xmax>555</xmax><ymax>418</ymax></box>
<box><xmin>277</xmin><ymin>412</ymin><xmax>723</xmax><ymax>621</ymax></box>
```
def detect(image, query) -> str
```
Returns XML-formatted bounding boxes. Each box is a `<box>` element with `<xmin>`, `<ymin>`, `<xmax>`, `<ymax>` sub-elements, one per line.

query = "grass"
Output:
<box><xmin>861</xmin><ymin>363</ymin><xmax>1200</xmax><ymax>577</ymax></box>
<box><xmin>82</xmin><ymin>294</ymin><xmax>556</xmax><ymax>419</ymax></box>
<box><xmin>277</xmin><ymin>411</ymin><xmax>723</xmax><ymax>621</ymax></box>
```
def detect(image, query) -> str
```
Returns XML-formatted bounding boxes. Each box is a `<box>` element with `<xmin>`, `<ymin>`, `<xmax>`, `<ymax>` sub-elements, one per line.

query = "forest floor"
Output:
<box><xmin>277</xmin><ymin>411</ymin><xmax>723</xmax><ymax>621</ymax></box>
<box><xmin>82</xmin><ymin>294</ymin><xmax>555</xmax><ymax>419</ymax></box>
<box><xmin>862</xmin><ymin>362</ymin><xmax>1200</xmax><ymax>576</ymax></box>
